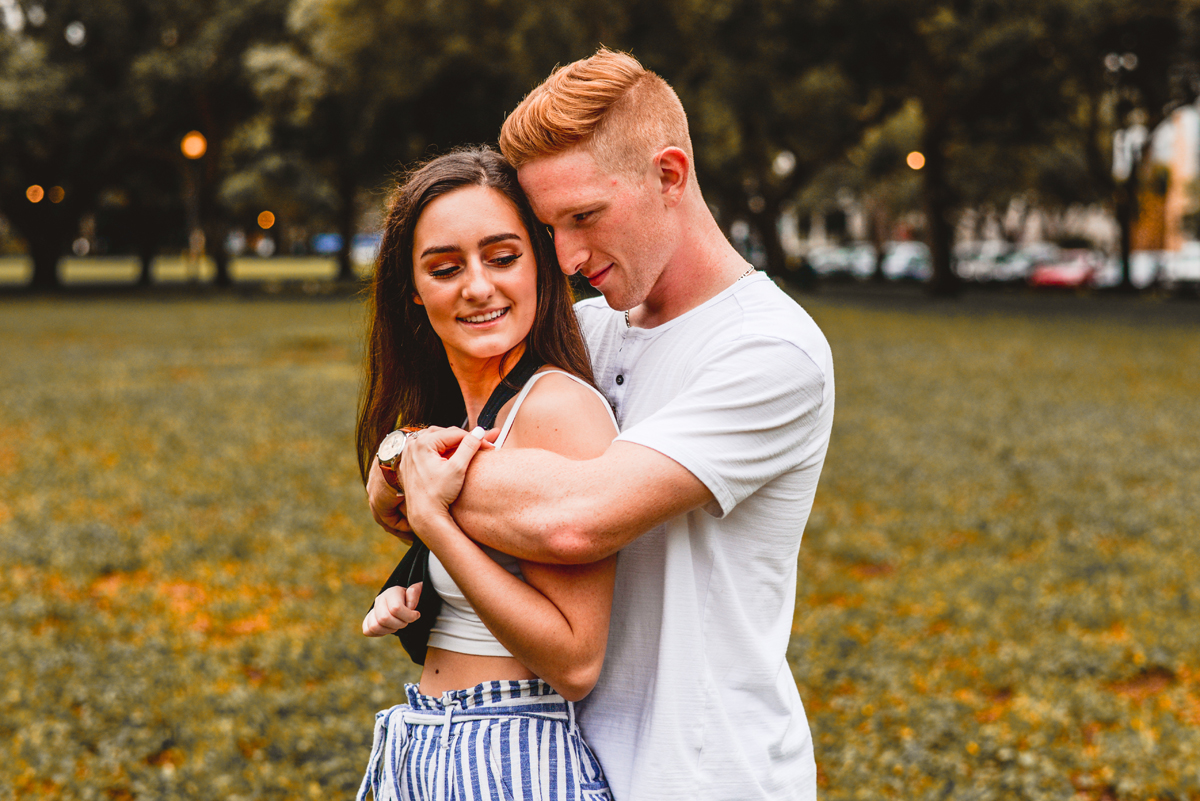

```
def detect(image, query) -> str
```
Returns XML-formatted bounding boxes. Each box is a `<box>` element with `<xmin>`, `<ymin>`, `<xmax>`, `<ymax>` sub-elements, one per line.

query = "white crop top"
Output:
<box><xmin>426</xmin><ymin>370</ymin><xmax>619</xmax><ymax>657</ymax></box>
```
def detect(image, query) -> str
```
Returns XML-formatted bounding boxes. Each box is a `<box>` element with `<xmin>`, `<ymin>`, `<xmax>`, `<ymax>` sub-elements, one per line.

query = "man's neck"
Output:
<box><xmin>627</xmin><ymin>213</ymin><xmax>753</xmax><ymax>330</ymax></box>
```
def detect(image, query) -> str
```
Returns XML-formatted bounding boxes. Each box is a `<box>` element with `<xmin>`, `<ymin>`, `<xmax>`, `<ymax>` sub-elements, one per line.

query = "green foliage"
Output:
<box><xmin>0</xmin><ymin>0</ymin><xmax>1196</xmax><ymax>290</ymax></box>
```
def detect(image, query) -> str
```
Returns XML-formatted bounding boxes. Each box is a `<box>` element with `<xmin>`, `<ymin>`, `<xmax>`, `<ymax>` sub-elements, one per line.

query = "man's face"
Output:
<box><xmin>518</xmin><ymin>147</ymin><xmax>671</xmax><ymax>312</ymax></box>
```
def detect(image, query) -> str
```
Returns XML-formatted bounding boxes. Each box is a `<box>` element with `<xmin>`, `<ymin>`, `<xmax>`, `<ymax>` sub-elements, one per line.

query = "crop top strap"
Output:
<box><xmin>493</xmin><ymin>370</ymin><xmax>618</xmax><ymax>448</ymax></box>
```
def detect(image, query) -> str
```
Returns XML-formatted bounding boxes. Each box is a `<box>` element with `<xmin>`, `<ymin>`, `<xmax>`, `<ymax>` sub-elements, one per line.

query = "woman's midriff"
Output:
<box><xmin>418</xmin><ymin>647</ymin><xmax>538</xmax><ymax>697</ymax></box>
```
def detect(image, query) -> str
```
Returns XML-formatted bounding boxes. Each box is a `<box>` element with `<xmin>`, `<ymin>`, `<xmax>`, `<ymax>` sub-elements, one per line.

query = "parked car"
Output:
<box><xmin>1164</xmin><ymin>245</ymin><xmax>1200</xmax><ymax>291</ymax></box>
<box><xmin>881</xmin><ymin>241</ymin><xmax>931</xmax><ymax>281</ymax></box>
<box><xmin>1028</xmin><ymin>249</ymin><xmax>1102</xmax><ymax>288</ymax></box>
<box><xmin>807</xmin><ymin>243</ymin><xmax>876</xmax><ymax>280</ymax></box>
<box><xmin>1094</xmin><ymin>251</ymin><xmax>1164</xmax><ymax>289</ymax></box>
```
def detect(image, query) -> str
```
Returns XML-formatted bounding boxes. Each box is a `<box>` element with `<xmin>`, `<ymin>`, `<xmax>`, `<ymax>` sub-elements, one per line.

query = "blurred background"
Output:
<box><xmin>3</xmin><ymin>0</ymin><xmax>1200</xmax><ymax>297</ymax></box>
<box><xmin>3</xmin><ymin>3</ymin><xmax>1200</xmax><ymax>801</ymax></box>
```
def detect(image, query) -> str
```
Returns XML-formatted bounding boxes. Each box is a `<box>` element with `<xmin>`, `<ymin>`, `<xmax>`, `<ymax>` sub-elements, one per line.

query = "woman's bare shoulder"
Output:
<box><xmin>503</xmin><ymin>369</ymin><xmax>617</xmax><ymax>459</ymax></box>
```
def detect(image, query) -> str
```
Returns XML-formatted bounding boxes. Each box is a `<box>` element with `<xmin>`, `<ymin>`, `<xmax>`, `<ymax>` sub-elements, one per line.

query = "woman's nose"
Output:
<box><xmin>461</xmin><ymin>260</ymin><xmax>495</xmax><ymax>299</ymax></box>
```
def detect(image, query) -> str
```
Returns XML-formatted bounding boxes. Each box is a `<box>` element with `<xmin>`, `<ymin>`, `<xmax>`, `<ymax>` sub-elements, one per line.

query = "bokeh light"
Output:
<box><xmin>26</xmin><ymin>185</ymin><xmax>44</xmax><ymax>203</ymax></box>
<box><xmin>64</xmin><ymin>21</ymin><xmax>86</xmax><ymax>47</ymax></box>
<box><xmin>907</xmin><ymin>151</ymin><xmax>926</xmax><ymax>170</ymax></box>
<box><xmin>181</xmin><ymin>131</ymin><xmax>207</xmax><ymax>159</ymax></box>
<box><xmin>257</xmin><ymin>211</ymin><xmax>276</xmax><ymax>229</ymax></box>
<box><xmin>48</xmin><ymin>186</ymin><xmax>64</xmax><ymax>203</ymax></box>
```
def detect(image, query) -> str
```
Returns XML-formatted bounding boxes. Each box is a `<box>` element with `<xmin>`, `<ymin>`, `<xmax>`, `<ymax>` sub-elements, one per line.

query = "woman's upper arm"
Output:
<box><xmin>503</xmin><ymin>375</ymin><xmax>619</xmax><ymax>659</ymax></box>
<box><xmin>501</xmin><ymin>373</ymin><xmax>617</xmax><ymax>461</ymax></box>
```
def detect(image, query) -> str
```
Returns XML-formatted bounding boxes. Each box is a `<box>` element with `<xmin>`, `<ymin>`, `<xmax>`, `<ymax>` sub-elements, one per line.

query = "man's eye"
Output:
<box><xmin>573</xmin><ymin>211</ymin><xmax>593</xmax><ymax>224</ymax></box>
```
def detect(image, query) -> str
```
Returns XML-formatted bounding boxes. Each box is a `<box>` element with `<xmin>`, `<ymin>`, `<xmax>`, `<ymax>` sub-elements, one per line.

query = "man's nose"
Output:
<box><xmin>555</xmin><ymin>232</ymin><xmax>589</xmax><ymax>276</ymax></box>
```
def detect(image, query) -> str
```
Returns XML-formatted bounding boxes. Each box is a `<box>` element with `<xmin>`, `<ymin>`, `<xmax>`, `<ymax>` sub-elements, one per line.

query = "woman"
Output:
<box><xmin>354</xmin><ymin>147</ymin><xmax>618</xmax><ymax>801</ymax></box>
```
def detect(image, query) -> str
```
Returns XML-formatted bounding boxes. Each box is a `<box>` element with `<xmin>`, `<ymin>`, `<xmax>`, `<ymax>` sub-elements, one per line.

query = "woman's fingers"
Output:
<box><xmin>362</xmin><ymin>584</ymin><xmax>422</xmax><ymax>636</ymax></box>
<box><xmin>405</xmin><ymin>581</ymin><xmax>423</xmax><ymax>610</ymax></box>
<box><xmin>402</xmin><ymin>427</ymin><xmax>486</xmax><ymax>519</ymax></box>
<box><xmin>367</xmin><ymin>460</ymin><xmax>409</xmax><ymax>537</ymax></box>
<box><xmin>448</xmin><ymin>426</ymin><xmax>487</xmax><ymax>470</ymax></box>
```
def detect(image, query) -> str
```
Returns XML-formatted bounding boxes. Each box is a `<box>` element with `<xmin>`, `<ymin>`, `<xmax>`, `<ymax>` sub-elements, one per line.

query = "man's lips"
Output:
<box><xmin>585</xmin><ymin>264</ymin><xmax>613</xmax><ymax>287</ymax></box>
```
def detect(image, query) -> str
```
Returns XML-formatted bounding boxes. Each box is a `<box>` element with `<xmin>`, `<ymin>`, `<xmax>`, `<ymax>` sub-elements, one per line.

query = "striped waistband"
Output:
<box><xmin>357</xmin><ymin>679</ymin><xmax>577</xmax><ymax>801</ymax></box>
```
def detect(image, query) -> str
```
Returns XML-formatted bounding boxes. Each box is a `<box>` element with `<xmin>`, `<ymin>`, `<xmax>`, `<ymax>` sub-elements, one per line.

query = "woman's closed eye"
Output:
<box><xmin>429</xmin><ymin>263</ymin><xmax>460</xmax><ymax>278</ymax></box>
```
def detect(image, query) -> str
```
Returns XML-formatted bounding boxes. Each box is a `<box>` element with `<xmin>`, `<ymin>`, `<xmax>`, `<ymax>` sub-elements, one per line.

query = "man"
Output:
<box><xmin>368</xmin><ymin>48</ymin><xmax>834</xmax><ymax>800</ymax></box>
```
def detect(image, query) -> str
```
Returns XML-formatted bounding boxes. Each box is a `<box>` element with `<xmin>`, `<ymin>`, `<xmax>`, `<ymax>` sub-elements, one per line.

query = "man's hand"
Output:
<box><xmin>362</xmin><ymin>583</ymin><xmax>423</xmax><ymax>636</ymax></box>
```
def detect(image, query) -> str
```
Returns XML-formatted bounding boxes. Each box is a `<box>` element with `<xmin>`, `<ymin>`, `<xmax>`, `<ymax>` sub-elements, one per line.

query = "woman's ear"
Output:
<box><xmin>412</xmin><ymin>292</ymin><xmax>424</xmax><ymax>306</ymax></box>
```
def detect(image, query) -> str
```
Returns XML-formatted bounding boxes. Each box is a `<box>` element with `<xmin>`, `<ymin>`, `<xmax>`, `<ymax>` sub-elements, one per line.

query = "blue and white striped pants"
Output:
<box><xmin>357</xmin><ymin>679</ymin><xmax>612</xmax><ymax>801</ymax></box>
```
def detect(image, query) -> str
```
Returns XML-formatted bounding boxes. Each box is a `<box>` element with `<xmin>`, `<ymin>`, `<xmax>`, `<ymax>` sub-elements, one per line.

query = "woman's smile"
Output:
<box><xmin>459</xmin><ymin>307</ymin><xmax>510</xmax><ymax>325</ymax></box>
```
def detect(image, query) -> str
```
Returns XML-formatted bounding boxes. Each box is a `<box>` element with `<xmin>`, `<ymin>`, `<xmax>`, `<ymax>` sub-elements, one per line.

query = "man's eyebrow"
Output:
<box><xmin>564</xmin><ymin>200</ymin><xmax>607</xmax><ymax>217</ymax></box>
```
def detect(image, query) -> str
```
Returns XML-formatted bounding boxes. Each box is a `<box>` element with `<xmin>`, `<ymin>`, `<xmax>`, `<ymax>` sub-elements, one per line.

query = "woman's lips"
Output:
<box><xmin>458</xmin><ymin>307</ymin><xmax>510</xmax><ymax>325</ymax></box>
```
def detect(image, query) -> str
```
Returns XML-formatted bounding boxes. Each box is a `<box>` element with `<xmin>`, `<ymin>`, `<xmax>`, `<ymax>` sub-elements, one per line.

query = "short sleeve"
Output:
<box><xmin>615</xmin><ymin>335</ymin><xmax>829</xmax><ymax>518</ymax></box>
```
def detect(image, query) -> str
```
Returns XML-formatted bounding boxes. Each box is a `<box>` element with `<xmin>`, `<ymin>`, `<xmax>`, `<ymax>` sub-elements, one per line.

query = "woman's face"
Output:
<box><xmin>411</xmin><ymin>185</ymin><xmax>538</xmax><ymax>371</ymax></box>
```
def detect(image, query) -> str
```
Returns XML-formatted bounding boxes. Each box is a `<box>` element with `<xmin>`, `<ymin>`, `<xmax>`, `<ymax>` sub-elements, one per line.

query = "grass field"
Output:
<box><xmin>1</xmin><ymin>289</ymin><xmax>1198</xmax><ymax>800</ymax></box>
<box><xmin>0</xmin><ymin>256</ymin><xmax>371</xmax><ymax>286</ymax></box>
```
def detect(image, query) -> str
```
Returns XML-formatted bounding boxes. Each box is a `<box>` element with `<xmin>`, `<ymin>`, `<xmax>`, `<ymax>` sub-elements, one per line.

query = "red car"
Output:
<box><xmin>1028</xmin><ymin>250</ymin><xmax>1100</xmax><ymax>288</ymax></box>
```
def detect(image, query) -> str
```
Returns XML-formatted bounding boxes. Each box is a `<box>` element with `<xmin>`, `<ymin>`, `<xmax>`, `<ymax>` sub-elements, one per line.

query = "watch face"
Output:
<box><xmin>377</xmin><ymin>429</ymin><xmax>409</xmax><ymax>464</ymax></box>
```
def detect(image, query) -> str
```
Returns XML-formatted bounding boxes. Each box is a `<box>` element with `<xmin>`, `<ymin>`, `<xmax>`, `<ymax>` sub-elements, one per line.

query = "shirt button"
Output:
<box><xmin>615</xmin><ymin>375</ymin><xmax>625</xmax><ymax>385</ymax></box>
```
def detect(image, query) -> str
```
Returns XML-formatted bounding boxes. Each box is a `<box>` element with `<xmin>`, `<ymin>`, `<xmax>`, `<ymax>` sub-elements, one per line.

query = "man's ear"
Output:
<box><xmin>654</xmin><ymin>147</ymin><xmax>690</xmax><ymax>207</ymax></box>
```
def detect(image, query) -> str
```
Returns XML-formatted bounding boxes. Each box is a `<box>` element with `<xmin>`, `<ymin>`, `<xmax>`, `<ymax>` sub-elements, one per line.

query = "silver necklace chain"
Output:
<box><xmin>625</xmin><ymin>266</ymin><xmax>756</xmax><ymax>328</ymax></box>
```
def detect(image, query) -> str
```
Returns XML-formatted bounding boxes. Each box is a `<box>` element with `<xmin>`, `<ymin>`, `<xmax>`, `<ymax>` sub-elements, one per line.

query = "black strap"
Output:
<box><xmin>375</xmin><ymin>348</ymin><xmax>544</xmax><ymax>665</ymax></box>
<box><xmin>476</xmin><ymin>348</ymin><xmax>544</xmax><ymax>430</ymax></box>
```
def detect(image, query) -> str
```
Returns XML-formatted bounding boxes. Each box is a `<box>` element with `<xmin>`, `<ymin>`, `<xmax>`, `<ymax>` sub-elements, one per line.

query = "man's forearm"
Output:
<box><xmin>449</xmin><ymin>440</ymin><xmax>715</xmax><ymax>564</ymax></box>
<box><xmin>450</xmin><ymin>447</ymin><xmax>604</xmax><ymax>564</ymax></box>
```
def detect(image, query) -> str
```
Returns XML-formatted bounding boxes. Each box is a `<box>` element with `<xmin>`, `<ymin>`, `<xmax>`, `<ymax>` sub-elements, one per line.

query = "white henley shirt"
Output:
<box><xmin>573</xmin><ymin>272</ymin><xmax>834</xmax><ymax>801</ymax></box>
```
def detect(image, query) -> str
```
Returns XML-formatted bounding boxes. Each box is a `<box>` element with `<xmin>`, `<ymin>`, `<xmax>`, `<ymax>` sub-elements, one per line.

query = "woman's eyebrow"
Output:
<box><xmin>419</xmin><ymin>244</ymin><xmax>459</xmax><ymax>258</ymax></box>
<box><xmin>478</xmin><ymin>233</ymin><xmax>521</xmax><ymax>248</ymax></box>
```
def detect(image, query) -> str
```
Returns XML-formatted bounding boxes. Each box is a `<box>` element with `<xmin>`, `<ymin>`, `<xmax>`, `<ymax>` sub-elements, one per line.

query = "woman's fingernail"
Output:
<box><xmin>469</xmin><ymin>426</ymin><xmax>486</xmax><ymax>439</ymax></box>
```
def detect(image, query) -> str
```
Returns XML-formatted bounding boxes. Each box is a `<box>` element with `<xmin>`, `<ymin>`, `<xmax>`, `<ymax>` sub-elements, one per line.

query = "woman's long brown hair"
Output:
<box><xmin>356</xmin><ymin>146</ymin><xmax>596</xmax><ymax>483</ymax></box>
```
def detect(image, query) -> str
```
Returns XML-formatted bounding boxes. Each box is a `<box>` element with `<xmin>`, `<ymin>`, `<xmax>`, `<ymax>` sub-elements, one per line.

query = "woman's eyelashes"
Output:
<box><xmin>425</xmin><ymin>250</ymin><xmax>522</xmax><ymax>278</ymax></box>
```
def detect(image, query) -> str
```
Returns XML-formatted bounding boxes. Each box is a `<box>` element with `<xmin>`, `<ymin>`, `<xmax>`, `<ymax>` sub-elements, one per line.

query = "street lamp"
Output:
<box><xmin>1107</xmin><ymin>52</ymin><xmax>1141</xmax><ymax>292</ymax></box>
<box><xmin>181</xmin><ymin>131</ymin><xmax>207</xmax><ymax>281</ymax></box>
<box><xmin>181</xmin><ymin>131</ymin><xmax>207</xmax><ymax>160</ymax></box>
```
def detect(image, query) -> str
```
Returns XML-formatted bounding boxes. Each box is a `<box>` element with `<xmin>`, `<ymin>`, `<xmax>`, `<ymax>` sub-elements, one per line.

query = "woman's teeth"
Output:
<box><xmin>461</xmin><ymin>308</ymin><xmax>508</xmax><ymax>323</ymax></box>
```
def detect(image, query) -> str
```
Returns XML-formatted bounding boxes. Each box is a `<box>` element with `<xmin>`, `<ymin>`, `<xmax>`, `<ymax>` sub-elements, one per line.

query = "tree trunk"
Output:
<box><xmin>748</xmin><ymin>201</ymin><xmax>787</xmax><ymax>277</ymax></box>
<box><xmin>29</xmin><ymin>236</ymin><xmax>61</xmax><ymax>291</ymax></box>
<box><xmin>212</xmin><ymin>248</ymin><xmax>231</xmax><ymax>288</ymax></box>
<box><xmin>336</xmin><ymin>164</ymin><xmax>358</xmax><ymax>282</ymax></box>
<box><xmin>868</xmin><ymin>200</ymin><xmax>887</xmax><ymax>283</ymax></box>
<box><xmin>1114</xmin><ymin>167</ymin><xmax>1139</xmax><ymax>294</ymax></box>
<box><xmin>921</xmin><ymin>123</ymin><xmax>960</xmax><ymax>298</ymax></box>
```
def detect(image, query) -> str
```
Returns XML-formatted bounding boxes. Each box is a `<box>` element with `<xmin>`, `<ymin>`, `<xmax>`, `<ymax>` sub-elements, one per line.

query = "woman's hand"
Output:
<box><xmin>399</xmin><ymin>426</ymin><xmax>490</xmax><ymax>537</ymax></box>
<box><xmin>366</xmin><ymin>461</ymin><xmax>414</xmax><ymax>542</ymax></box>
<box><xmin>363</xmin><ymin>583</ymin><xmax>423</xmax><ymax>636</ymax></box>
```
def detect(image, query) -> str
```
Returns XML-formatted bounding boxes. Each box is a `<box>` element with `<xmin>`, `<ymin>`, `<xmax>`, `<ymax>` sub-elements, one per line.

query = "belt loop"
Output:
<box><xmin>440</xmin><ymin>702</ymin><xmax>455</xmax><ymax>749</ymax></box>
